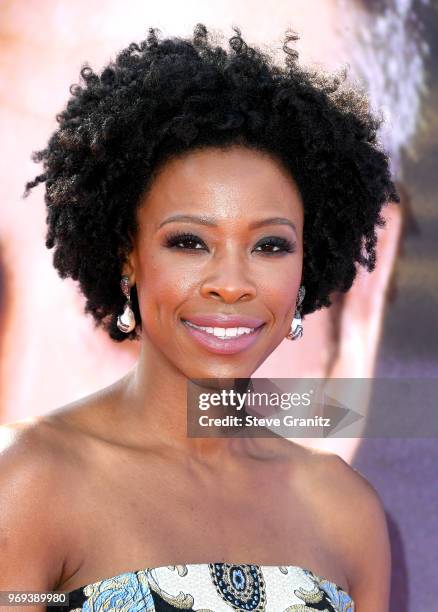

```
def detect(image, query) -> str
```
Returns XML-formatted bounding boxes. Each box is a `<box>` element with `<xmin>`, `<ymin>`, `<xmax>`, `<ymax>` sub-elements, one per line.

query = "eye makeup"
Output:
<box><xmin>163</xmin><ymin>231</ymin><xmax>296</xmax><ymax>255</ymax></box>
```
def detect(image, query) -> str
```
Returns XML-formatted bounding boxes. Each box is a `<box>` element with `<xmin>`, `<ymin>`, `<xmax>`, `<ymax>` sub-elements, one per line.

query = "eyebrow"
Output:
<box><xmin>157</xmin><ymin>214</ymin><xmax>297</xmax><ymax>233</ymax></box>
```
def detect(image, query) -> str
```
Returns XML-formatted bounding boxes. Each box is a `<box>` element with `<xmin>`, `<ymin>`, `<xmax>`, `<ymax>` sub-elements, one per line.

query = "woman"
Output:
<box><xmin>0</xmin><ymin>23</ymin><xmax>398</xmax><ymax>611</ymax></box>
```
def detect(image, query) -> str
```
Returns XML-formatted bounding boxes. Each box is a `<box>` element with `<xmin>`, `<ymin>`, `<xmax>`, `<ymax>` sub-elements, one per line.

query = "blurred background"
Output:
<box><xmin>0</xmin><ymin>1</ymin><xmax>437</xmax><ymax>610</ymax></box>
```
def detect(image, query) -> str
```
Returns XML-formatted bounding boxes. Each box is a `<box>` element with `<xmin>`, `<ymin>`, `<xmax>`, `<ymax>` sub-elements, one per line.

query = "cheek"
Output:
<box><xmin>135</xmin><ymin>252</ymin><xmax>196</xmax><ymax>322</ymax></box>
<box><xmin>257</xmin><ymin>263</ymin><xmax>302</xmax><ymax>315</ymax></box>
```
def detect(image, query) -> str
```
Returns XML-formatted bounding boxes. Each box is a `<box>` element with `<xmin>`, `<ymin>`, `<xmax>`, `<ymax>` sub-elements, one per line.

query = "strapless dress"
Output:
<box><xmin>50</xmin><ymin>562</ymin><xmax>355</xmax><ymax>611</ymax></box>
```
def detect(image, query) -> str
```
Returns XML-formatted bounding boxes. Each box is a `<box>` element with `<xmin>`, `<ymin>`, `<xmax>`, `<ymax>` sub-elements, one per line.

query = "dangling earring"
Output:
<box><xmin>286</xmin><ymin>285</ymin><xmax>305</xmax><ymax>341</ymax></box>
<box><xmin>116</xmin><ymin>275</ymin><xmax>136</xmax><ymax>333</ymax></box>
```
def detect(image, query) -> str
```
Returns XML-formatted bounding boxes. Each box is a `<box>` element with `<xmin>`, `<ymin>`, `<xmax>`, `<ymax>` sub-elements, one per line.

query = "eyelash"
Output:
<box><xmin>164</xmin><ymin>232</ymin><xmax>296</xmax><ymax>255</ymax></box>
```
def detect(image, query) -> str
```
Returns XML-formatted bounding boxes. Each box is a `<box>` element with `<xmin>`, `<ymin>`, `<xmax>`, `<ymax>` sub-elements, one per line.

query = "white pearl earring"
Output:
<box><xmin>286</xmin><ymin>285</ymin><xmax>305</xmax><ymax>341</ymax></box>
<box><xmin>116</xmin><ymin>275</ymin><xmax>136</xmax><ymax>333</ymax></box>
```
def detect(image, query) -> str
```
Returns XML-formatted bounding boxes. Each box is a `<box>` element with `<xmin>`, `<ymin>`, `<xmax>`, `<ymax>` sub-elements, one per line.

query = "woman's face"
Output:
<box><xmin>127</xmin><ymin>145</ymin><xmax>304</xmax><ymax>379</ymax></box>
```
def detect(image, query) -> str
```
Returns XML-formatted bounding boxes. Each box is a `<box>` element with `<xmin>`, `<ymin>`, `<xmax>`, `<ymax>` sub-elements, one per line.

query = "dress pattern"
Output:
<box><xmin>50</xmin><ymin>562</ymin><xmax>355</xmax><ymax>612</ymax></box>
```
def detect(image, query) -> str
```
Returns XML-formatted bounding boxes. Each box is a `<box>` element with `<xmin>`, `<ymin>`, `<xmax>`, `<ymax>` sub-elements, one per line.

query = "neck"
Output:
<box><xmin>114</xmin><ymin>341</ymin><xmax>256</xmax><ymax>465</ymax></box>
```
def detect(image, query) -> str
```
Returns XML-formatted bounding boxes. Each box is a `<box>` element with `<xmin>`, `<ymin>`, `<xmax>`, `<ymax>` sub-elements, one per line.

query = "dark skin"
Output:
<box><xmin>0</xmin><ymin>146</ymin><xmax>391</xmax><ymax>610</ymax></box>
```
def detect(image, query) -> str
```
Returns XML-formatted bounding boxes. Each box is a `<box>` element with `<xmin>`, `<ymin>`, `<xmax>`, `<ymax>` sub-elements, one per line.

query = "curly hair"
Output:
<box><xmin>24</xmin><ymin>23</ymin><xmax>400</xmax><ymax>342</ymax></box>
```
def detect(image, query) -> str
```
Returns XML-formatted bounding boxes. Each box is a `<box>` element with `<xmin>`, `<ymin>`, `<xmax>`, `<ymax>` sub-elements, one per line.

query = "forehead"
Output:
<box><xmin>138</xmin><ymin>146</ymin><xmax>304</xmax><ymax>224</ymax></box>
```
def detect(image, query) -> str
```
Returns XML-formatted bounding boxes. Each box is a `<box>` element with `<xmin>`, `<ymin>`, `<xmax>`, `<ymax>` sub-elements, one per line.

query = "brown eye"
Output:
<box><xmin>254</xmin><ymin>236</ymin><xmax>296</xmax><ymax>254</ymax></box>
<box><xmin>164</xmin><ymin>232</ymin><xmax>207</xmax><ymax>250</ymax></box>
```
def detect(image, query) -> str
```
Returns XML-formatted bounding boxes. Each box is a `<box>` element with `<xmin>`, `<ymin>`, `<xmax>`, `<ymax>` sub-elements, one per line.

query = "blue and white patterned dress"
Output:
<box><xmin>51</xmin><ymin>562</ymin><xmax>355</xmax><ymax>611</ymax></box>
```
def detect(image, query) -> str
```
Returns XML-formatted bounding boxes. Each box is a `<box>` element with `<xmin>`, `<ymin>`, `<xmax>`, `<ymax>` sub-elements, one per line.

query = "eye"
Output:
<box><xmin>254</xmin><ymin>236</ymin><xmax>296</xmax><ymax>255</ymax></box>
<box><xmin>164</xmin><ymin>231</ymin><xmax>207</xmax><ymax>251</ymax></box>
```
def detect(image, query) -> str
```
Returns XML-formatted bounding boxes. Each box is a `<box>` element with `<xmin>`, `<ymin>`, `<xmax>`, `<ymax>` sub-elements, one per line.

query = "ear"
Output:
<box><xmin>121</xmin><ymin>251</ymin><xmax>136</xmax><ymax>286</ymax></box>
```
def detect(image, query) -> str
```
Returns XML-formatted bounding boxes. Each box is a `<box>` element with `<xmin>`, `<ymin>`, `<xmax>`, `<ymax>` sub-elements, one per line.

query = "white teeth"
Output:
<box><xmin>225</xmin><ymin>328</ymin><xmax>238</xmax><ymax>337</ymax></box>
<box><xmin>184</xmin><ymin>320</ymin><xmax>256</xmax><ymax>339</ymax></box>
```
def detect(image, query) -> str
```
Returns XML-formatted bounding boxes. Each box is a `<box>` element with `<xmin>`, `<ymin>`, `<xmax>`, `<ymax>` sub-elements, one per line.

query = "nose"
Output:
<box><xmin>200</xmin><ymin>251</ymin><xmax>257</xmax><ymax>304</ymax></box>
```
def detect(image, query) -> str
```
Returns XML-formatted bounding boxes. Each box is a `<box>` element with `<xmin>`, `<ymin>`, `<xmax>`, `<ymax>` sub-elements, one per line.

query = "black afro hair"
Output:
<box><xmin>24</xmin><ymin>23</ymin><xmax>400</xmax><ymax>342</ymax></box>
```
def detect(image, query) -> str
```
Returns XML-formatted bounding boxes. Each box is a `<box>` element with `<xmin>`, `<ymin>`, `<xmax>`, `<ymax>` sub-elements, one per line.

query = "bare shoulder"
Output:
<box><xmin>0</xmin><ymin>391</ymin><xmax>114</xmax><ymax>500</ymax></box>
<box><xmin>0</xmin><ymin>372</ymin><xmax>135</xmax><ymax>492</ymax></box>
<box><xmin>0</xmin><ymin>417</ymin><xmax>74</xmax><ymax>590</ymax></box>
<box><xmin>304</xmin><ymin>448</ymin><xmax>391</xmax><ymax>609</ymax></box>
<box><xmin>281</xmin><ymin>442</ymin><xmax>384</xmax><ymax>518</ymax></box>
<box><xmin>0</xmin><ymin>416</ymin><xmax>65</xmax><ymax>487</ymax></box>
<box><xmin>0</xmin><ymin>400</ymin><xmax>96</xmax><ymax>475</ymax></box>
<box><xmin>307</xmin><ymin>446</ymin><xmax>385</xmax><ymax>503</ymax></box>
<box><xmin>306</xmin><ymin>447</ymin><xmax>389</xmax><ymax>544</ymax></box>
<box><xmin>0</xmin><ymin>395</ymin><xmax>109</xmax><ymax>588</ymax></box>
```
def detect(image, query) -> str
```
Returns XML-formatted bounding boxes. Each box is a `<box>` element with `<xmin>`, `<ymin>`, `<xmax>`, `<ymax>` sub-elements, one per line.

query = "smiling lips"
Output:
<box><xmin>181</xmin><ymin>314</ymin><xmax>266</xmax><ymax>355</ymax></box>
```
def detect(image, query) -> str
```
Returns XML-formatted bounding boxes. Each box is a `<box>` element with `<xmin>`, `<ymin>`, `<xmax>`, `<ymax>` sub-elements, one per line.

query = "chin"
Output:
<box><xmin>182</xmin><ymin>362</ymin><xmax>257</xmax><ymax>382</ymax></box>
